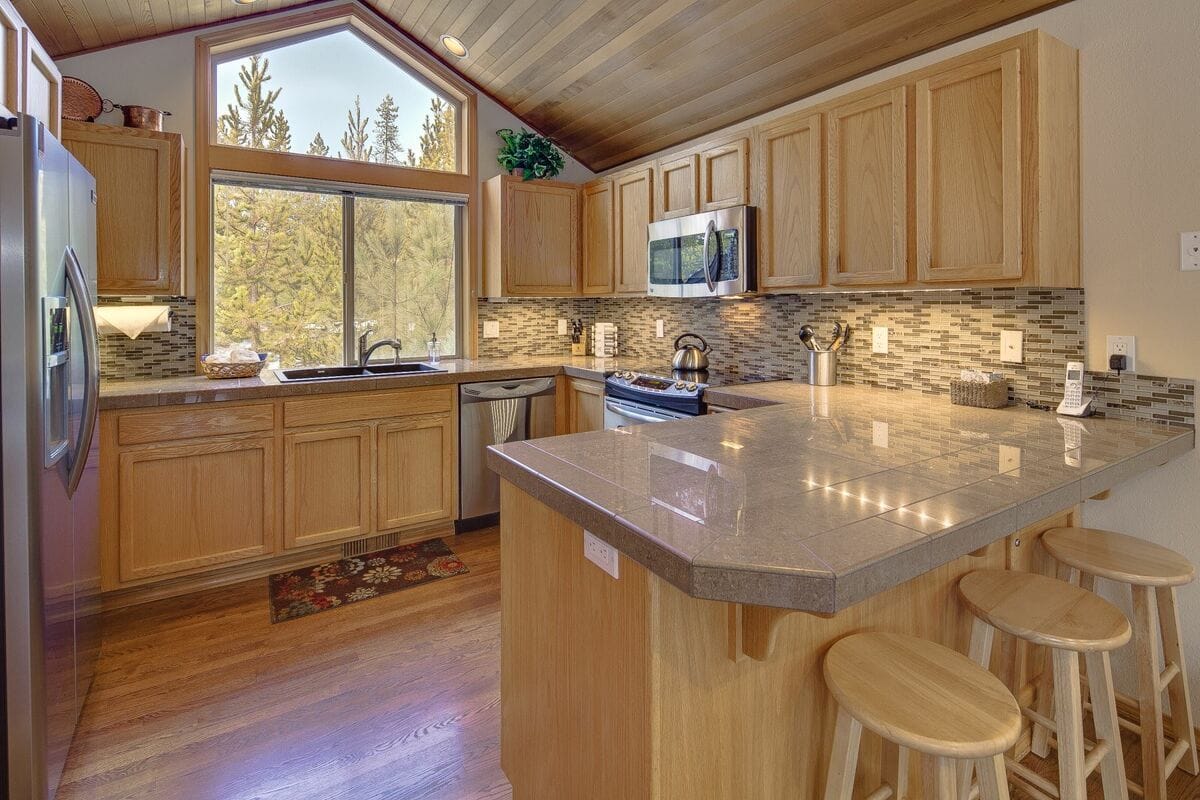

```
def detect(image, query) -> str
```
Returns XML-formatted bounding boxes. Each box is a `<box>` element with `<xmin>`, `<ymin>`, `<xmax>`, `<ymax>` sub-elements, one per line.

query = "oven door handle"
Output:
<box><xmin>700</xmin><ymin>219</ymin><xmax>717</xmax><ymax>293</ymax></box>
<box><xmin>605</xmin><ymin>401</ymin><xmax>669</xmax><ymax>424</ymax></box>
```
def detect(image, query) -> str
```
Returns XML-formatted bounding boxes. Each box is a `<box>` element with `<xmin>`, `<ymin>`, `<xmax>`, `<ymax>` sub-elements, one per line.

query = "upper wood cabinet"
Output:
<box><xmin>698</xmin><ymin>135</ymin><xmax>750</xmax><ymax>211</ymax></box>
<box><xmin>0</xmin><ymin>0</ymin><xmax>20</xmax><ymax>116</ymax></box>
<box><xmin>915</xmin><ymin>49</ymin><xmax>1021</xmax><ymax>283</ymax></box>
<box><xmin>754</xmin><ymin>112</ymin><xmax>823</xmax><ymax>289</ymax></box>
<box><xmin>581</xmin><ymin>178</ymin><xmax>614</xmax><ymax>295</ymax></box>
<box><xmin>482</xmin><ymin>174</ymin><xmax>580</xmax><ymax>297</ymax></box>
<box><xmin>655</xmin><ymin>154</ymin><xmax>699</xmax><ymax>219</ymax></box>
<box><xmin>826</xmin><ymin>87</ymin><xmax>909</xmax><ymax>286</ymax></box>
<box><xmin>62</xmin><ymin>121</ymin><xmax>185</xmax><ymax>296</ymax></box>
<box><xmin>613</xmin><ymin>166</ymin><xmax>653</xmax><ymax>294</ymax></box>
<box><xmin>20</xmin><ymin>28</ymin><xmax>58</xmax><ymax>137</ymax></box>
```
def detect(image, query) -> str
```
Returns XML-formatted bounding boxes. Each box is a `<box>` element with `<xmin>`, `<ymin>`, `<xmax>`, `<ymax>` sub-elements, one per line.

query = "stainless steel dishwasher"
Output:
<box><xmin>458</xmin><ymin>376</ymin><xmax>557</xmax><ymax>530</ymax></box>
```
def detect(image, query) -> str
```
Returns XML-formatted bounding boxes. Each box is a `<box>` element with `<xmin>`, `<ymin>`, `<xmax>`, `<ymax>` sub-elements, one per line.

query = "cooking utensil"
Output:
<box><xmin>62</xmin><ymin>77</ymin><xmax>104</xmax><ymax>122</ymax></box>
<box><xmin>798</xmin><ymin>328</ymin><xmax>816</xmax><ymax>351</ymax></box>
<box><xmin>113</xmin><ymin>104</ymin><xmax>172</xmax><ymax>131</ymax></box>
<box><xmin>831</xmin><ymin>322</ymin><xmax>851</xmax><ymax>351</ymax></box>
<box><xmin>800</xmin><ymin>324</ymin><xmax>826</xmax><ymax>351</ymax></box>
<box><xmin>672</xmin><ymin>333</ymin><xmax>711</xmax><ymax>371</ymax></box>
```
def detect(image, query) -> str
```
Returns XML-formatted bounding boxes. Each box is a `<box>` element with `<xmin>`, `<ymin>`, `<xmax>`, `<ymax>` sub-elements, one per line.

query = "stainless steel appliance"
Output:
<box><xmin>647</xmin><ymin>206</ymin><xmax>755</xmax><ymax>298</ymax></box>
<box><xmin>459</xmin><ymin>377</ymin><xmax>556</xmax><ymax>528</ymax></box>
<box><xmin>670</xmin><ymin>333</ymin><xmax>710</xmax><ymax>371</ymax></box>
<box><xmin>1</xmin><ymin>114</ymin><xmax>101</xmax><ymax>800</ymax></box>
<box><xmin>604</xmin><ymin>370</ymin><xmax>709</xmax><ymax>428</ymax></box>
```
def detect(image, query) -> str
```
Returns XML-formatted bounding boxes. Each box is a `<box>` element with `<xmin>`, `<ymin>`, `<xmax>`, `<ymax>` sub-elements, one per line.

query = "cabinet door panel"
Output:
<box><xmin>699</xmin><ymin>137</ymin><xmax>749</xmax><ymax>211</ymax></box>
<box><xmin>614</xmin><ymin>167</ymin><xmax>653</xmax><ymax>294</ymax></box>
<box><xmin>284</xmin><ymin>426</ymin><xmax>372</xmax><ymax>548</ymax></box>
<box><xmin>0</xmin><ymin>0</ymin><xmax>19</xmax><ymax>115</ymax></box>
<box><xmin>581</xmin><ymin>179</ymin><xmax>614</xmax><ymax>295</ymax></box>
<box><xmin>504</xmin><ymin>180</ymin><xmax>579</xmax><ymax>294</ymax></box>
<box><xmin>568</xmin><ymin>379</ymin><xmax>605</xmax><ymax>434</ymax></box>
<box><xmin>755</xmin><ymin>113</ymin><xmax>822</xmax><ymax>288</ymax></box>
<box><xmin>377</xmin><ymin>414</ymin><xmax>455</xmax><ymax>530</ymax></box>
<box><xmin>827</xmin><ymin>87</ymin><xmax>908</xmax><ymax>285</ymax></box>
<box><xmin>20</xmin><ymin>28</ymin><xmax>58</xmax><ymax>136</ymax></box>
<box><xmin>118</xmin><ymin>438</ymin><xmax>274</xmax><ymax>581</ymax></box>
<box><xmin>655</xmin><ymin>154</ymin><xmax>698</xmax><ymax>220</ymax></box>
<box><xmin>916</xmin><ymin>49</ymin><xmax>1021</xmax><ymax>282</ymax></box>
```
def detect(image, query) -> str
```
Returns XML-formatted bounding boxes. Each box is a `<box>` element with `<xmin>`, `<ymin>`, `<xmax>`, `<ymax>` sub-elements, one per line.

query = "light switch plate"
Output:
<box><xmin>656</xmin><ymin>319</ymin><xmax>664</xmax><ymax>338</ymax></box>
<box><xmin>583</xmin><ymin>530</ymin><xmax>619</xmax><ymax>579</ymax></box>
<box><xmin>1000</xmin><ymin>330</ymin><xmax>1023</xmax><ymax>364</ymax></box>
<box><xmin>872</xmin><ymin>421</ymin><xmax>889</xmax><ymax>449</ymax></box>
<box><xmin>1182</xmin><ymin>231</ymin><xmax>1200</xmax><ymax>271</ymax></box>
<box><xmin>999</xmin><ymin>444</ymin><xmax>1022</xmax><ymax>475</ymax></box>
<box><xmin>482</xmin><ymin>320</ymin><xmax>500</xmax><ymax>339</ymax></box>
<box><xmin>872</xmin><ymin>326</ymin><xmax>888</xmax><ymax>354</ymax></box>
<box><xmin>557</xmin><ymin>318</ymin><xmax>568</xmax><ymax>335</ymax></box>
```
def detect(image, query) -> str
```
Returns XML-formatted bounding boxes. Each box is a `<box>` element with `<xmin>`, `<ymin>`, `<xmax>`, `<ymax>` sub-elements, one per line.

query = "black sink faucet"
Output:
<box><xmin>358</xmin><ymin>328</ymin><xmax>404</xmax><ymax>365</ymax></box>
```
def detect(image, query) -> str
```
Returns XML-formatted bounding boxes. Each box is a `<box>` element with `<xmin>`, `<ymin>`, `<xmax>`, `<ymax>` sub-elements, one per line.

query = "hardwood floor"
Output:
<box><xmin>57</xmin><ymin>529</ymin><xmax>511</xmax><ymax>800</ymax></box>
<box><xmin>58</xmin><ymin>525</ymin><xmax>1197</xmax><ymax>799</ymax></box>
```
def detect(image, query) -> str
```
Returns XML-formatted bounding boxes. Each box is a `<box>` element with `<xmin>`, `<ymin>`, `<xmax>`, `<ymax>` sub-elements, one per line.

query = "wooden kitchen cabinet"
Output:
<box><xmin>826</xmin><ymin>86</ymin><xmax>909</xmax><ymax>286</ymax></box>
<box><xmin>754</xmin><ymin>111</ymin><xmax>823</xmax><ymax>289</ymax></box>
<box><xmin>482</xmin><ymin>174</ymin><xmax>580</xmax><ymax>297</ymax></box>
<box><xmin>581</xmin><ymin>178</ymin><xmax>614</xmax><ymax>295</ymax></box>
<box><xmin>613</xmin><ymin>166</ymin><xmax>653</xmax><ymax>294</ymax></box>
<box><xmin>283</xmin><ymin>426</ymin><xmax>372</xmax><ymax>549</ymax></box>
<box><xmin>698</xmin><ymin>135</ymin><xmax>750</xmax><ymax>211</ymax></box>
<box><xmin>62</xmin><ymin>121</ymin><xmax>184</xmax><ymax>295</ymax></box>
<box><xmin>0</xmin><ymin>0</ymin><xmax>20</xmax><ymax>116</ymax></box>
<box><xmin>20</xmin><ymin>27</ymin><xmax>58</xmax><ymax>137</ymax></box>
<box><xmin>115</xmin><ymin>436</ymin><xmax>275</xmax><ymax>583</ymax></box>
<box><xmin>565</xmin><ymin>378</ymin><xmax>606</xmax><ymax>433</ymax></box>
<box><xmin>377</xmin><ymin>413</ymin><xmax>456</xmax><ymax>530</ymax></box>
<box><xmin>654</xmin><ymin>153</ymin><xmax>699</xmax><ymax>220</ymax></box>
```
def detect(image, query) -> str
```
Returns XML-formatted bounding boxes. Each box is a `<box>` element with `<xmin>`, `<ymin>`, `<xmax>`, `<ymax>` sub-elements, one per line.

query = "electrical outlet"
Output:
<box><xmin>557</xmin><ymin>318</ymin><xmax>568</xmax><ymax>335</ymax></box>
<box><xmin>1000</xmin><ymin>330</ymin><xmax>1024</xmax><ymax>364</ymax></box>
<box><xmin>655</xmin><ymin>319</ymin><xmax>664</xmax><ymax>338</ymax></box>
<box><xmin>872</xmin><ymin>326</ymin><xmax>889</xmax><ymax>354</ymax></box>
<box><xmin>872</xmin><ymin>421</ymin><xmax>889</xmax><ymax>449</ymax></box>
<box><xmin>583</xmin><ymin>531</ymin><xmax>619</xmax><ymax>579</ymax></box>
<box><xmin>1106</xmin><ymin>335</ymin><xmax>1136</xmax><ymax>373</ymax></box>
<box><xmin>482</xmin><ymin>320</ymin><xmax>500</xmax><ymax>339</ymax></box>
<box><xmin>999</xmin><ymin>444</ymin><xmax>1022</xmax><ymax>475</ymax></box>
<box><xmin>1182</xmin><ymin>231</ymin><xmax>1200</xmax><ymax>271</ymax></box>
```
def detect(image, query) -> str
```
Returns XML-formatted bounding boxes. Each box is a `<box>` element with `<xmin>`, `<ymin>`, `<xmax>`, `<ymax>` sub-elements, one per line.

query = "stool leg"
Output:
<box><xmin>1085</xmin><ymin>650</ymin><xmax>1130</xmax><ymax>800</ymax></box>
<box><xmin>922</xmin><ymin>755</ymin><xmax>958</xmax><ymax>800</ymax></box>
<box><xmin>976</xmin><ymin>752</ymin><xmax>1011</xmax><ymax>800</ymax></box>
<box><xmin>1052</xmin><ymin>648</ymin><xmax>1087</xmax><ymax>800</ymax></box>
<box><xmin>823</xmin><ymin>706</ymin><xmax>863</xmax><ymax>800</ymax></box>
<box><xmin>960</xmin><ymin>618</ymin><xmax>996</xmax><ymax>797</ymax></box>
<box><xmin>882</xmin><ymin>740</ymin><xmax>910</xmax><ymax>800</ymax></box>
<box><xmin>1031</xmin><ymin>651</ymin><xmax>1056</xmax><ymax>759</ymax></box>
<box><xmin>1133</xmin><ymin>585</ymin><xmax>1167</xmax><ymax>800</ymax></box>
<box><xmin>1156</xmin><ymin>585</ymin><xmax>1199</xmax><ymax>776</ymax></box>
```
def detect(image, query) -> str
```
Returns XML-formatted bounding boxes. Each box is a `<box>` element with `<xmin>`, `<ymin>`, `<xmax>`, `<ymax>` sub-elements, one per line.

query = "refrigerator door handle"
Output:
<box><xmin>64</xmin><ymin>244</ymin><xmax>99</xmax><ymax>497</ymax></box>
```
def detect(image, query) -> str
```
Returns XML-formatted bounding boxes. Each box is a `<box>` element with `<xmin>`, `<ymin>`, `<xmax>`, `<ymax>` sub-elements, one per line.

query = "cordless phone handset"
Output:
<box><xmin>1056</xmin><ymin>361</ymin><xmax>1094</xmax><ymax>417</ymax></box>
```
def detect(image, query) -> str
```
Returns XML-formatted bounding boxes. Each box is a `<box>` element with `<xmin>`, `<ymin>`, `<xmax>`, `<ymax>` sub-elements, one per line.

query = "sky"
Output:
<box><xmin>215</xmin><ymin>29</ymin><xmax>445</xmax><ymax>159</ymax></box>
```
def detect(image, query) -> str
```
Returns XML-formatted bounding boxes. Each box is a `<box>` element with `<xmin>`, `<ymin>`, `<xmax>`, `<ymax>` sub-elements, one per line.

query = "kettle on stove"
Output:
<box><xmin>671</xmin><ymin>333</ymin><xmax>710</xmax><ymax>371</ymax></box>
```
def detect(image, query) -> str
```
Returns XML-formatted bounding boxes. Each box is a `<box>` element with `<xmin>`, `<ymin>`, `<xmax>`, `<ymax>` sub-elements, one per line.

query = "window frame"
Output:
<box><xmin>195</xmin><ymin>3</ymin><xmax>478</xmax><ymax>368</ymax></box>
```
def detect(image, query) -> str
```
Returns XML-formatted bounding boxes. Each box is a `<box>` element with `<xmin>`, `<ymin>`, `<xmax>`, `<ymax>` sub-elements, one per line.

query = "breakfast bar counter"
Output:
<box><xmin>487</xmin><ymin>383</ymin><xmax>1193</xmax><ymax>798</ymax></box>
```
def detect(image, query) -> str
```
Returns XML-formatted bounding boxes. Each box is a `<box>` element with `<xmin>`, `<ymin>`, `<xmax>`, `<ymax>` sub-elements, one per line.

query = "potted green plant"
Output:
<box><xmin>496</xmin><ymin>128</ymin><xmax>565</xmax><ymax>181</ymax></box>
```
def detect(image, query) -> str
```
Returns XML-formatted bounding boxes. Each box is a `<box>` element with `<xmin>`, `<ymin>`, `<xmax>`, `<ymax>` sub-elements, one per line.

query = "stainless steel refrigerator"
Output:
<box><xmin>1</xmin><ymin>114</ymin><xmax>101</xmax><ymax>799</ymax></box>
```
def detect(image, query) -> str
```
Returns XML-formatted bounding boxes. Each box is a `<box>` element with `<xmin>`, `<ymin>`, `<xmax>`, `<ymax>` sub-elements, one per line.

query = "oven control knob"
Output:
<box><xmin>686</xmin><ymin>383</ymin><xmax>698</xmax><ymax>392</ymax></box>
<box><xmin>674</xmin><ymin>381</ymin><xmax>686</xmax><ymax>390</ymax></box>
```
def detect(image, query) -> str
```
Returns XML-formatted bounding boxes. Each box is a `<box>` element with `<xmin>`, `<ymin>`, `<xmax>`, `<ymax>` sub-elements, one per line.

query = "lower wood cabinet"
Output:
<box><xmin>100</xmin><ymin>385</ymin><xmax>459</xmax><ymax>593</ymax></box>
<box><xmin>284</xmin><ymin>426</ymin><xmax>372</xmax><ymax>549</ymax></box>
<box><xmin>115</xmin><ymin>436</ymin><xmax>274</xmax><ymax>583</ymax></box>
<box><xmin>566</xmin><ymin>378</ymin><xmax>606</xmax><ymax>433</ymax></box>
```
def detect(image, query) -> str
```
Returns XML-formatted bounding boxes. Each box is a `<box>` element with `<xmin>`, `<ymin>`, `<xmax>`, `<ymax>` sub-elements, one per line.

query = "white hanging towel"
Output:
<box><xmin>94</xmin><ymin>305</ymin><xmax>171</xmax><ymax>338</ymax></box>
<box><xmin>490</xmin><ymin>397</ymin><xmax>520</xmax><ymax>445</ymax></box>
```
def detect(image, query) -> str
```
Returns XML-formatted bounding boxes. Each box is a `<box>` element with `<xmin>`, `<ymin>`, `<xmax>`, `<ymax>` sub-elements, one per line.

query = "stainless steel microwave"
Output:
<box><xmin>646</xmin><ymin>206</ymin><xmax>756</xmax><ymax>298</ymax></box>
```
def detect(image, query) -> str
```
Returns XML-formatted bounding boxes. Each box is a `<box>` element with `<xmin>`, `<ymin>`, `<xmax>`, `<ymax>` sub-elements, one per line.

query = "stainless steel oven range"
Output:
<box><xmin>603</xmin><ymin>370</ymin><xmax>709</xmax><ymax>428</ymax></box>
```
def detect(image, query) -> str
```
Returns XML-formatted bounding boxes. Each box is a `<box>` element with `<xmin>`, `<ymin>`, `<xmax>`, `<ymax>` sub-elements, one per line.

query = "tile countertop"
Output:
<box><xmin>487</xmin><ymin>382</ymin><xmax>1195</xmax><ymax>614</ymax></box>
<box><xmin>98</xmin><ymin>356</ymin><xmax>658</xmax><ymax>410</ymax></box>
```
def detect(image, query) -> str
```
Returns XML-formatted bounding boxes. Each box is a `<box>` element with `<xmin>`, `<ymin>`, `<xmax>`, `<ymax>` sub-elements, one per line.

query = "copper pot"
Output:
<box><xmin>114</xmin><ymin>104</ymin><xmax>171</xmax><ymax>131</ymax></box>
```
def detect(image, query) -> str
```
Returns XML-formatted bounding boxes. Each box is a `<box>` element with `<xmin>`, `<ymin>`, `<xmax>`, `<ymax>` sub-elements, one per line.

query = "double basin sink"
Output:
<box><xmin>275</xmin><ymin>362</ymin><xmax>446</xmax><ymax>383</ymax></box>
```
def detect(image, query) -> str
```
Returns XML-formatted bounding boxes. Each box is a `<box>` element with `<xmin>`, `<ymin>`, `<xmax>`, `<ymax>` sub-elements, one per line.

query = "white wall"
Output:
<box><xmin>56</xmin><ymin>0</ymin><xmax>593</xmax><ymax>296</ymax></box>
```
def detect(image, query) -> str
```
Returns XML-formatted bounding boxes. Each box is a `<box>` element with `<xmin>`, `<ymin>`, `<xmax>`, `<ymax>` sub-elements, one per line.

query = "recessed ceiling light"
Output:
<box><xmin>232</xmin><ymin>0</ymin><xmax>259</xmax><ymax>5</ymax></box>
<box><xmin>440</xmin><ymin>34</ymin><xmax>469</xmax><ymax>59</ymax></box>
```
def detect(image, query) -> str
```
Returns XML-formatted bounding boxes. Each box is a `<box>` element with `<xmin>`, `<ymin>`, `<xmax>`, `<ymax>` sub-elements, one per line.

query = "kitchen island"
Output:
<box><xmin>487</xmin><ymin>383</ymin><xmax>1193</xmax><ymax>798</ymax></box>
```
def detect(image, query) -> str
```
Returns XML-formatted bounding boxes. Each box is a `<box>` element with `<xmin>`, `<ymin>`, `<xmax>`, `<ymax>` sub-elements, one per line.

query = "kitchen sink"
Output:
<box><xmin>274</xmin><ymin>362</ymin><xmax>446</xmax><ymax>382</ymax></box>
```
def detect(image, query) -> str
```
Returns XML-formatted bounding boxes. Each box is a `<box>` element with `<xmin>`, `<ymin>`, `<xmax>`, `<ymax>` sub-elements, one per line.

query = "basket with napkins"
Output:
<box><xmin>201</xmin><ymin>343</ymin><xmax>268</xmax><ymax>380</ymax></box>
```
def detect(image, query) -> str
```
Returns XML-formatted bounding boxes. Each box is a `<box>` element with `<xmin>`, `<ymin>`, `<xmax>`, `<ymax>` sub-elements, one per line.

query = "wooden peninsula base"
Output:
<box><xmin>499</xmin><ymin>480</ymin><xmax>1075</xmax><ymax>799</ymax></box>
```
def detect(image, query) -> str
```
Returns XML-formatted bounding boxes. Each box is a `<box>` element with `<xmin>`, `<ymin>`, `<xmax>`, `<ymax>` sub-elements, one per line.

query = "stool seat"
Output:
<box><xmin>823</xmin><ymin>632</ymin><xmax>1021</xmax><ymax>760</ymax></box>
<box><xmin>959</xmin><ymin>569</ymin><xmax>1131</xmax><ymax>652</ymax></box>
<box><xmin>1044</xmin><ymin>526</ymin><xmax>1195</xmax><ymax>587</ymax></box>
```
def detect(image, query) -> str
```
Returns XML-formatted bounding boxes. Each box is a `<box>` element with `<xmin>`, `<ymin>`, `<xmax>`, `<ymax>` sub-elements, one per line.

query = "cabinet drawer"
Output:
<box><xmin>283</xmin><ymin>385</ymin><xmax>453</xmax><ymax>428</ymax></box>
<box><xmin>117</xmin><ymin>402</ymin><xmax>275</xmax><ymax>446</ymax></box>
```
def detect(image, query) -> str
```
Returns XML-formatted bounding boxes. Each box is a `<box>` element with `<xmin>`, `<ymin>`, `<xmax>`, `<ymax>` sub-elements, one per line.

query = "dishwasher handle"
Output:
<box><xmin>460</xmin><ymin>376</ymin><xmax>556</xmax><ymax>402</ymax></box>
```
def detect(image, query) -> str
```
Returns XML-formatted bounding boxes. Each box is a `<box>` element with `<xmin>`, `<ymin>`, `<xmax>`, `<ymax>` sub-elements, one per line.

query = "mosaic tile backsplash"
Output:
<box><xmin>99</xmin><ymin>297</ymin><xmax>196</xmax><ymax>381</ymax></box>
<box><xmin>476</xmin><ymin>289</ymin><xmax>1194</xmax><ymax>427</ymax></box>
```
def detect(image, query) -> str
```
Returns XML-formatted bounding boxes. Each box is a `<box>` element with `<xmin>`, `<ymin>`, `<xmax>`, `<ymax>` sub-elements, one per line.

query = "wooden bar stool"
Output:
<box><xmin>1043</xmin><ymin>526</ymin><xmax>1199</xmax><ymax>799</ymax></box>
<box><xmin>822</xmin><ymin>631</ymin><xmax>1021</xmax><ymax>800</ymax></box>
<box><xmin>959</xmin><ymin>569</ymin><xmax>1131</xmax><ymax>800</ymax></box>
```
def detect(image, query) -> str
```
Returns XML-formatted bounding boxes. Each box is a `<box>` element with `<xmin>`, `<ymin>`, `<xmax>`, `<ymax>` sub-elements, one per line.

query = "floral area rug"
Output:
<box><xmin>268</xmin><ymin>538</ymin><xmax>468</xmax><ymax>623</ymax></box>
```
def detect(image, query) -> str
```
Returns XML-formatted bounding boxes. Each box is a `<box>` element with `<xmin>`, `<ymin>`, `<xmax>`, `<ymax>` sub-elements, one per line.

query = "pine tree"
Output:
<box><xmin>267</xmin><ymin>113</ymin><xmax>292</xmax><ymax>152</ymax></box>
<box><xmin>339</xmin><ymin>95</ymin><xmax>373</xmax><ymax>161</ymax></box>
<box><xmin>217</xmin><ymin>55</ymin><xmax>282</xmax><ymax>150</ymax></box>
<box><xmin>373</xmin><ymin>94</ymin><xmax>400</xmax><ymax>165</ymax></box>
<box><xmin>415</xmin><ymin>97</ymin><xmax>455</xmax><ymax>171</ymax></box>
<box><xmin>307</xmin><ymin>132</ymin><xmax>330</xmax><ymax>157</ymax></box>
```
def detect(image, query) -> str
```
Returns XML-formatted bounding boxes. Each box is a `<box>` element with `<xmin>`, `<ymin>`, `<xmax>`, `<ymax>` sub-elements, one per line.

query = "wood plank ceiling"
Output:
<box><xmin>16</xmin><ymin>0</ymin><xmax>1068</xmax><ymax>171</ymax></box>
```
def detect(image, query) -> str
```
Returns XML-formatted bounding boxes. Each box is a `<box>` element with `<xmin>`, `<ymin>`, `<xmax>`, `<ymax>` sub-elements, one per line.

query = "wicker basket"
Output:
<box><xmin>201</xmin><ymin>354</ymin><xmax>267</xmax><ymax>380</ymax></box>
<box><xmin>950</xmin><ymin>379</ymin><xmax>1008</xmax><ymax>409</ymax></box>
